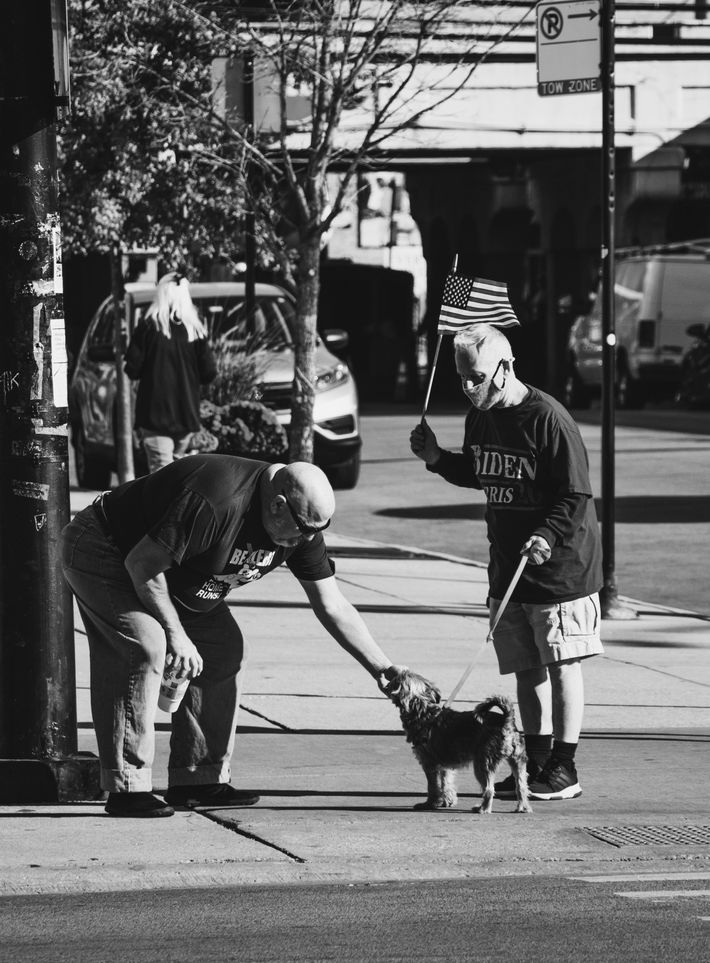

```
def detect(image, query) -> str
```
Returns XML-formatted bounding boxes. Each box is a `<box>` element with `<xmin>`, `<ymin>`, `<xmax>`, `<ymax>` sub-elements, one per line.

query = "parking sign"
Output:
<box><xmin>536</xmin><ymin>0</ymin><xmax>602</xmax><ymax>96</ymax></box>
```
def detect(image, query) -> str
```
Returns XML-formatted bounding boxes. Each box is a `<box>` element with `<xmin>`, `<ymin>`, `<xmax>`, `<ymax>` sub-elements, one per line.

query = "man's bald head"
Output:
<box><xmin>260</xmin><ymin>461</ymin><xmax>335</xmax><ymax>546</ymax></box>
<box><xmin>273</xmin><ymin>462</ymin><xmax>335</xmax><ymax>522</ymax></box>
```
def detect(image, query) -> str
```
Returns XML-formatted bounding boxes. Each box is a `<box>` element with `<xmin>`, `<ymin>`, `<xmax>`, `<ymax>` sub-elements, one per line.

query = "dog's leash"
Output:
<box><xmin>443</xmin><ymin>554</ymin><xmax>528</xmax><ymax>708</ymax></box>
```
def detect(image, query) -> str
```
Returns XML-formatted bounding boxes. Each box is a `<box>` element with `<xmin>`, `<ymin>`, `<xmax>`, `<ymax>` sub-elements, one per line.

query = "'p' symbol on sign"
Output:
<box><xmin>540</xmin><ymin>7</ymin><xmax>564</xmax><ymax>38</ymax></box>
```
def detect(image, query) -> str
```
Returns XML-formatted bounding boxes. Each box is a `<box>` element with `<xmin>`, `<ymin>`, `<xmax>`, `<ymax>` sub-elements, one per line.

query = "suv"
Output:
<box><xmin>564</xmin><ymin>250</ymin><xmax>710</xmax><ymax>408</ymax></box>
<box><xmin>69</xmin><ymin>281</ymin><xmax>362</xmax><ymax>489</ymax></box>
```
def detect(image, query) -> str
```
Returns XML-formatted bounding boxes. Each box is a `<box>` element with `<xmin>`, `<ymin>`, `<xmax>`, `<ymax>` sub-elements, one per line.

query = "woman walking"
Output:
<box><xmin>125</xmin><ymin>271</ymin><xmax>217</xmax><ymax>473</ymax></box>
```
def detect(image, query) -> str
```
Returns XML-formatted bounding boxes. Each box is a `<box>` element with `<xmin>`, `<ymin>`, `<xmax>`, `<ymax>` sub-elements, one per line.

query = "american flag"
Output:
<box><xmin>438</xmin><ymin>275</ymin><xmax>519</xmax><ymax>333</ymax></box>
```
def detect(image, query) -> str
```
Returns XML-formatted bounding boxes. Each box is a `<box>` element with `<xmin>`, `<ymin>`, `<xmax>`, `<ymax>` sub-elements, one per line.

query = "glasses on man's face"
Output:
<box><xmin>281</xmin><ymin>493</ymin><xmax>331</xmax><ymax>536</ymax></box>
<box><xmin>461</xmin><ymin>358</ymin><xmax>503</xmax><ymax>390</ymax></box>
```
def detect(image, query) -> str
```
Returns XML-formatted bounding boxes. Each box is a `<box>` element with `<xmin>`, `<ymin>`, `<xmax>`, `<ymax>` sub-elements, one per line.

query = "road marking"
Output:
<box><xmin>615</xmin><ymin>890</ymin><xmax>710</xmax><ymax>900</ymax></box>
<box><xmin>571</xmin><ymin>873</ymin><xmax>710</xmax><ymax>883</ymax></box>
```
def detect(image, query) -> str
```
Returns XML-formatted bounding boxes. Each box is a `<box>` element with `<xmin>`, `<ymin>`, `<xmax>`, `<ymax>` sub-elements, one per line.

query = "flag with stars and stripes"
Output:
<box><xmin>438</xmin><ymin>274</ymin><xmax>519</xmax><ymax>333</ymax></box>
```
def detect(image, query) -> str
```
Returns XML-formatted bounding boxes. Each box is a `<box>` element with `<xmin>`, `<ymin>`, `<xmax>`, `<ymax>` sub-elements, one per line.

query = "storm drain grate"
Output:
<box><xmin>584</xmin><ymin>825</ymin><xmax>710</xmax><ymax>848</ymax></box>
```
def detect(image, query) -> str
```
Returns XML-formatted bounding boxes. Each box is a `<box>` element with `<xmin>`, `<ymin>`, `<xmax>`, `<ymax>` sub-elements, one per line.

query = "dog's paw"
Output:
<box><xmin>472</xmin><ymin>804</ymin><xmax>492</xmax><ymax>814</ymax></box>
<box><xmin>413</xmin><ymin>799</ymin><xmax>451</xmax><ymax>811</ymax></box>
<box><xmin>515</xmin><ymin>802</ymin><xmax>534</xmax><ymax>814</ymax></box>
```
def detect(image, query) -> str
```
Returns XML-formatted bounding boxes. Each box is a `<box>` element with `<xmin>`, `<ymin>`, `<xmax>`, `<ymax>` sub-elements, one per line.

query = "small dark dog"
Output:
<box><xmin>383</xmin><ymin>668</ymin><xmax>532</xmax><ymax>814</ymax></box>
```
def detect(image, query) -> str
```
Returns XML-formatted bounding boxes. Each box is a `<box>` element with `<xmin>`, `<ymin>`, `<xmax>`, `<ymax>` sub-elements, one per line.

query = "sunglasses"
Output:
<box><xmin>462</xmin><ymin>358</ymin><xmax>504</xmax><ymax>389</ymax></box>
<box><xmin>281</xmin><ymin>493</ymin><xmax>331</xmax><ymax>536</ymax></box>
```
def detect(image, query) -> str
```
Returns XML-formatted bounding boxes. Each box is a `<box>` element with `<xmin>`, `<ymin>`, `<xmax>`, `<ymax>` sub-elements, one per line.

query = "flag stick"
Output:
<box><xmin>421</xmin><ymin>254</ymin><xmax>458</xmax><ymax>421</ymax></box>
<box><xmin>421</xmin><ymin>332</ymin><xmax>442</xmax><ymax>420</ymax></box>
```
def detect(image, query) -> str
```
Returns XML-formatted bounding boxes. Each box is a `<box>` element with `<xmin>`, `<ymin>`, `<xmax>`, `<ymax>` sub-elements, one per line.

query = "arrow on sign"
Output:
<box><xmin>569</xmin><ymin>8</ymin><xmax>598</xmax><ymax>18</ymax></box>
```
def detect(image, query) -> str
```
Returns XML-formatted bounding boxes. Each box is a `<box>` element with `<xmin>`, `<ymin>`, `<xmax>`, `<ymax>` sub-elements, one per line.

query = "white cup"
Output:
<box><xmin>158</xmin><ymin>663</ymin><xmax>190</xmax><ymax>713</ymax></box>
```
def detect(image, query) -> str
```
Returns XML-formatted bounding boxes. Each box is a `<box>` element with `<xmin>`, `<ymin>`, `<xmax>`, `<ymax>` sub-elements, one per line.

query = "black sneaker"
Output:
<box><xmin>494</xmin><ymin>762</ymin><xmax>541</xmax><ymax>799</ymax></box>
<box><xmin>528</xmin><ymin>760</ymin><xmax>582</xmax><ymax>800</ymax></box>
<box><xmin>105</xmin><ymin>792</ymin><xmax>175</xmax><ymax>818</ymax></box>
<box><xmin>164</xmin><ymin>784</ymin><xmax>260</xmax><ymax>809</ymax></box>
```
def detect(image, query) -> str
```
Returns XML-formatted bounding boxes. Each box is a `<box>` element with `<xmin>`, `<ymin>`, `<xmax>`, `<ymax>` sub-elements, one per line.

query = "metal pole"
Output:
<box><xmin>421</xmin><ymin>334</ymin><xmax>443</xmax><ymax>419</ymax></box>
<box><xmin>243</xmin><ymin>51</ymin><xmax>256</xmax><ymax>328</ymax></box>
<box><xmin>421</xmin><ymin>254</ymin><xmax>458</xmax><ymax>419</ymax></box>
<box><xmin>0</xmin><ymin>0</ymin><xmax>100</xmax><ymax>800</ymax></box>
<box><xmin>599</xmin><ymin>0</ymin><xmax>634</xmax><ymax>619</ymax></box>
<box><xmin>111</xmin><ymin>244</ymin><xmax>135</xmax><ymax>484</ymax></box>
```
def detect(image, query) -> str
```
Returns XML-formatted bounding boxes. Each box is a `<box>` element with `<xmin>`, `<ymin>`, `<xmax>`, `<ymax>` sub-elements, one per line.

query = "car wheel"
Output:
<box><xmin>325</xmin><ymin>450</ymin><xmax>361</xmax><ymax>490</ymax></box>
<box><xmin>562</xmin><ymin>365</ymin><xmax>591</xmax><ymax>410</ymax></box>
<box><xmin>73</xmin><ymin>425</ymin><xmax>112</xmax><ymax>490</ymax></box>
<box><xmin>616</xmin><ymin>367</ymin><xmax>644</xmax><ymax>409</ymax></box>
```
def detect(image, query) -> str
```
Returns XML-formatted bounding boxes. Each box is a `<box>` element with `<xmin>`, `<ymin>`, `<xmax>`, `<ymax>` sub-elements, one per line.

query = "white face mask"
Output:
<box><xmin>456</xmin><ymin>354</ymin><xmax>506</xmax><ymax>409</ymax></box>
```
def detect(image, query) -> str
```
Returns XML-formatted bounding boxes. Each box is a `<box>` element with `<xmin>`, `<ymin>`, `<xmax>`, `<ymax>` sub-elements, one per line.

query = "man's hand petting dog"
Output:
<box><xmin>377</xmin><ymin>664</ymin><xmax>408</xmax><ymax>693</ymax></box>
<box><xmin>382</xmin><ymin>667</ymin><xmax>532</xmax><ymax>815</ymax></box>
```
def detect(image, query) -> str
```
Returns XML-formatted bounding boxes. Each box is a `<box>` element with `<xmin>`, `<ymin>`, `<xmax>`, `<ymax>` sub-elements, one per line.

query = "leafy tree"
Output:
<box><xmin>62</xmin><ymin>0</ymin><xmax>522</xmax><ymax>462</ymax></box>
<box><xmin>61</xmin><ymin>0</ymin><xmax>248</xmax><ymax>267</ymax></box>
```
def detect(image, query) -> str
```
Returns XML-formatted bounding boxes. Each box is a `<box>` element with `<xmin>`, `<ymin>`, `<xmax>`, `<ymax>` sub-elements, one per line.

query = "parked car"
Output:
<box><xmin>675</xmin><ymin>322</ymin><xmax>710</xmax><ymax>408</ymax></box>
<box><xmin>69</xmin><ymin>281</ymin><xmax>362</xmax><ymax>489</ymax></box>
<box><xmin>563</xmin><ymin>252</ymin><xmax>710</xmax><ymax>408</ymax></box>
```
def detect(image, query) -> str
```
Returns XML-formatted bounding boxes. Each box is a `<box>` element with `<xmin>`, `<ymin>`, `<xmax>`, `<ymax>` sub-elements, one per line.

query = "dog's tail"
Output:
<box><xmin>474</xmin><ymin>695</ymin><xmax>516</xmax><ymax>729</ymax></box>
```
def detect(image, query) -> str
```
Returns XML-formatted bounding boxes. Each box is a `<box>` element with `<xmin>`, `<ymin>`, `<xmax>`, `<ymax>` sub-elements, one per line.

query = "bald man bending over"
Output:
<box><xmin>61</xmin><ymin>455</ymin><xmax>398</xmax><ymax>817</ymax></box>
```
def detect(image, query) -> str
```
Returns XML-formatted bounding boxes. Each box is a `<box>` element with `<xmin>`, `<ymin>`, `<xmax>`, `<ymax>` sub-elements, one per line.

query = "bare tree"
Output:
<box><xmin>65</xmin><ymin>0</ymin><xmax>525</xmax><ymax>462</ymax></box>
<box><xmin>188</xmin><ymin>0</ymin><xmax>526</xmax><ymax>462</ymax></box>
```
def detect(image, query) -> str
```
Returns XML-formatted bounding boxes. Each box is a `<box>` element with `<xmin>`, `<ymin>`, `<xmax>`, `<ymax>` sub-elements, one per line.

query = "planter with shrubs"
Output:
<box><xmin>193</xmin><ymin>399</ymin><xmax>288</xmax><ymax>462</ymax></box>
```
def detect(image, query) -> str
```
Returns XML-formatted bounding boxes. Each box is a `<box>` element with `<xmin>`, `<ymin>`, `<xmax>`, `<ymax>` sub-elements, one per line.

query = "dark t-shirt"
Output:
<box><xmin>124</xmin><ymin>319</ymin><xmax>217</xmax><ymax>434</ymax></box>
<box><xmin>101</xmin><ymin>454</ymin><xmax>334</xmax><ymax>614</ymax></box>
<box><xmin>429</xmin><ymin>386</ymin><xmax>602</xmax><ymax>603</ymax></box>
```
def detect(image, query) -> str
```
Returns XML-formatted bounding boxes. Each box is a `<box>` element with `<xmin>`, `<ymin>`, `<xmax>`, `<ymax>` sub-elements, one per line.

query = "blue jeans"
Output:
<box><xmin>139</xmin><ymin>430</ymin><xmax>193</xmax><ymax>473</ymax></box>
<box><xmin>60</xmin><ymin>507</ymin><xmax>246</xmax><ymax>792</ymax></box>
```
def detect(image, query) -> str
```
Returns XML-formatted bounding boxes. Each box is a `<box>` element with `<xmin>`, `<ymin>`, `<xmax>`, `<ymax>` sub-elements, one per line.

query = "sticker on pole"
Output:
<box><xmin>536</xmin><ymin>0</ymin><xmax>601</xmax><ymax>96</ymax></box>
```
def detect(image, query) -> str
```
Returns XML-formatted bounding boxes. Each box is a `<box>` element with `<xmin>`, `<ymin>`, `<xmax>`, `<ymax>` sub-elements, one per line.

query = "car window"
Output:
<box><xmin>131</xmin><ymin>292</ymin><xmax>294</xmax><ymax>348</ymax></box>
<box><xmin>581</xmin><ymin>299</ymin><xmax>602</xmax><ymax>343</ymax></box>
<box><xmin>192</xmin><ymin>295</ymin><xmax>293</xmax><ymax>349</ymax></box>
<box><xmin>89</xmin><ymin>304</ymin><xmax>115</xmax><ymax>350</ymax></box>
<box><xmin>660</xmin><ymin>262</ymin><xmax>710</xmax><ymax>323</ymax></box>
<box><xmin>614</xmin><ymin>261</ymin><xmax>645</xmax><ymax>329</ymax></box>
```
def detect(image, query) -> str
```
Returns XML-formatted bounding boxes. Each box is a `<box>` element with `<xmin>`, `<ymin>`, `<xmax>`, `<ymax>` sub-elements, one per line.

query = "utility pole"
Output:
<box><xmin>0</xmin><ymin>1</ymin><xmax>100</xmax><ymax>801</ymax></box>
<box><xmin>599</xmin><ymin>0</ymin><xmax>635</xmax><ymax>619</ymax></box>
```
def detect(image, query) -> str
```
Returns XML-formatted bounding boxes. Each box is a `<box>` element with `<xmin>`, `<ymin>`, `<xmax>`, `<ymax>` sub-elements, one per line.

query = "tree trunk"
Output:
<box><xmin>289</xmin><ymin>238</ymin><xmax>321</xmax><ymax>463</ymax></box>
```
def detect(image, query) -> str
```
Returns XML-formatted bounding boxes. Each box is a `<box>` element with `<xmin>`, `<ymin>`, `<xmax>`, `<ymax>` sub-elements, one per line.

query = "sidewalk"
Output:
<box><xmin>1</xmin><ymin>511</ymin><xmax>709</xmax><ymax>895</ymax></box>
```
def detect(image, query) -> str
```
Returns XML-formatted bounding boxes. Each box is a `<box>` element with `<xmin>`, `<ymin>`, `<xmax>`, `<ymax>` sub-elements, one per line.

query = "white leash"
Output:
<box><xmin>443</xmin><ymin>555</ymin><xmax>528</xmax><ymax>708</ymax></box>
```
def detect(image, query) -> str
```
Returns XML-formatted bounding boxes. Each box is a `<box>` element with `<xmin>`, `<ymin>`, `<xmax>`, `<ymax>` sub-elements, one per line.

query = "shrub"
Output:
<box><xmin>193</xmin><ymin>332</ymin><xmax>289</xmax><ymax>461</ymax></box>
<box><xmin>207</xmin><ymin>341</ymin><xmax>268</xmax><ymax>407</ymax></box>
<box><xmin>197</xmin><ymin>399</ymin><xmax>288</xmax><ymax>461</ymax></box>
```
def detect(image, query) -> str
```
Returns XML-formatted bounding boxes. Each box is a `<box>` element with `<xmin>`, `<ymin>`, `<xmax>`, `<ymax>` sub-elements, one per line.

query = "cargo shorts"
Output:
<box><xmin>489</xmin><ymin>593</ymin><xmax>603</xmax><ymax>675</ymax></box>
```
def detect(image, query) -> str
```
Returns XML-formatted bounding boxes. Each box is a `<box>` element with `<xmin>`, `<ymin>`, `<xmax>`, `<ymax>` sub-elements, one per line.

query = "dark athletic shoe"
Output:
<box><xmin>528</xmin><ymin>760</ymin><xmax>582</xmax><ymax>800</ymax></box>
<box><xmin>164</xmin><ymin>783</ymin><xmax>260</xmax><ymax>809</ymax></box>
<box><xmin>105</xmin><ymin>791</ymin><xmax>175</xmax><ymax>817</ymax></box>
<box><xmin>494</xmin><ymin>762</ymin><xmax>541</xmax><ymax>800</ymax></box>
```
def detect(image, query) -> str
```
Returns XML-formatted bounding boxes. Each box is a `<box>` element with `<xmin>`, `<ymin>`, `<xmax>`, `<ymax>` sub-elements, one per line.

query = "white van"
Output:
<box><xmin>564</xmin><ymin>252</ymin><xmax>710</xmax><ymax>408</ymax></box>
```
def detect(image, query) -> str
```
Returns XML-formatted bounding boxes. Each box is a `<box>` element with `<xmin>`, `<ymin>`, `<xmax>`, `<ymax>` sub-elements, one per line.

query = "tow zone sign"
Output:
<box><xmin>536</xmin><ymin>0</ymin><xmax>601</xmax><ymax>96</ymax></box>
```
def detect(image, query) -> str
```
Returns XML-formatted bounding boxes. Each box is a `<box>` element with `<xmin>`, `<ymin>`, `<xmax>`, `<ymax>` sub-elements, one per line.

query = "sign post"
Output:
<box><xmin>536</xmin><ymin>0</ymin><xmax>634</xmax><ymax>618</ymax></box>
<box><xmin>536</xmin><ymin>0</ymin><xmax>601</xmax><ymax>96</ymax></box>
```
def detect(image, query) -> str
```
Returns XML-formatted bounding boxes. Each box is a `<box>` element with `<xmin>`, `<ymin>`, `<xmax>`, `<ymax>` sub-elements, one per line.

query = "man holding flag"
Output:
<box><xmin>410</xmin><ymin>272</ymin><xmax>603</xmax><ymax>802</ymax></box>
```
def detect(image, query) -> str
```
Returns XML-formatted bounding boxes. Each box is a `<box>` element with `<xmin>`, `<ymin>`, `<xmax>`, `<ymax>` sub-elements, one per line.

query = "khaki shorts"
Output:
<box><xmin>489</xmin><ymin>593</ymin><xmax>603</xmax><ymax>675</ymax></box>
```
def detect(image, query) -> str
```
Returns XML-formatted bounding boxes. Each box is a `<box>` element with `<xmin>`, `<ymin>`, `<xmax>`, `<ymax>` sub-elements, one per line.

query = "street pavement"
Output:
<box><xmin>0</xmin><ymin>488</ymin><xmax>709</xmax><ymax>896</ymax></box>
